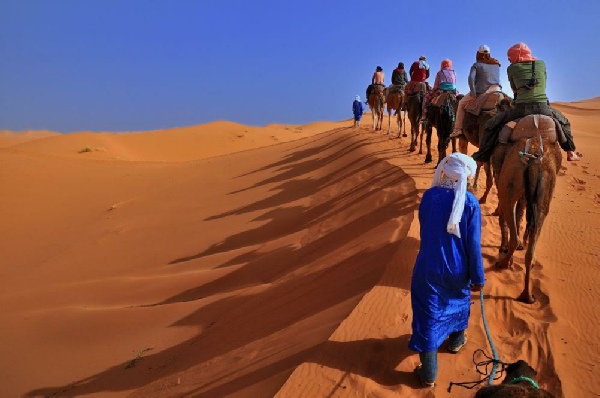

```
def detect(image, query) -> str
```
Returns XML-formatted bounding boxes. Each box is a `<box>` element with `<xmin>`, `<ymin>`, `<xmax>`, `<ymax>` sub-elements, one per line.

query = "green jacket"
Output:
<box><xmin>507</xmin><ymin>60</ymin><xmax>548</xmax><ymax>103</ymax></box>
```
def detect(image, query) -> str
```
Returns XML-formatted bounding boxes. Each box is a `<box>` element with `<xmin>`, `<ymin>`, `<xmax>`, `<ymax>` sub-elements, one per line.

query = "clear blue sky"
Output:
<box><xmin>1</xmin><ymin>0</ymin><xmax>599</xmax><ymax>132</ymax></box>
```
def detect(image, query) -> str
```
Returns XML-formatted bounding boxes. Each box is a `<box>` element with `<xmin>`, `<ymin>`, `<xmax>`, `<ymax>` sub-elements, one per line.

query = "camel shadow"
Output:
<box><xmin>25</xmin><ymin>244</ymin><xmax>412</xmax><ymax>397</ymax></box>
<box><xmin>185</xmin><ymin>334</ymin><xmax>417</xmax><ymax>397</ymax></box>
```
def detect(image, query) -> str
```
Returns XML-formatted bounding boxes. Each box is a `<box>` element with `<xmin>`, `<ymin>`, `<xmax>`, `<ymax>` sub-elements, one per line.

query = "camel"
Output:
<box><xmin>460</xmin><ymin>94</ymin><xmax>511</xmax><ymax>203</ymax></box>
<box><xmin>405</xmin><ymin>82</ymin><xmax>428</xmax><ymax>152</ymax></box>
<box><xmin>386</xmin><ymin>88</ymin><xmax>406</xmax><ymax>137</ymax></box>
<box><xmin>493</xmin><ymin>114</ymin><xmax>563</xmax><ymax>303</ymax></box>
<box><xmin>423</xmin><ymin>92</ymin><xmax>462</xmax><ymax>164</ymax></box>
<box><xmin>476</xmin><ymin>360</ymin><xmax>555</xmax><ymax>397</ymax></box>
<box><xmin>368</xmin><ymin>85</ymin><xmax>385</xmax><ymax>131</ymax></box>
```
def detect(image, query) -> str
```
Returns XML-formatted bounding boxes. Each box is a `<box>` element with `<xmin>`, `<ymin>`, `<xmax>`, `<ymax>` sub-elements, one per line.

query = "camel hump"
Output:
<box><xmin>510</xmin><ymin>114</ymin><xmax>559</xmax><ymax>143</ymax></box>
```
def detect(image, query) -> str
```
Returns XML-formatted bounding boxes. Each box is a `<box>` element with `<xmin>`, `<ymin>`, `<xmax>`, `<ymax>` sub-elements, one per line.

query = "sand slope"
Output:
<box><xmin>0</xmin><ymin>125</ymin><xmax>416</xmax><ymax>397</ymax></box>
<box><xmin>0</xmin><ymin>129</ymin><xmax>60</xmax><ymax>148</ymax></box>
<box><xmin>0</xmin><ymin>99</ymin><xmax>598</xmax><ymax>397</ymax></box>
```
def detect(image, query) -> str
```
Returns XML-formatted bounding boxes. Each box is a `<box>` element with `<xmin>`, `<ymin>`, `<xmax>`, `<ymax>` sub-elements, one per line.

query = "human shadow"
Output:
<box><xmin>162</xmin><ymin>194</ymin><xmax>416</xmax><ymax>303</ymax></box>
<box><xmin>205</xmin><ymin>151</ymin><xmax>399</xmax><ymax>223</ymax></box>
<box><xmin>173</xmin><ymin>164</ymin><xmax>415</xmax><ymax>265</ymax></box>
<box><xmin>235</xmin><ymin>128</ymin><xmax>353</xmax><ymax>178</ymax></box>
<box><xmin>229</xmin><ymin>138</ymin><xmax>395</xmax><ymax>195</ymax></box>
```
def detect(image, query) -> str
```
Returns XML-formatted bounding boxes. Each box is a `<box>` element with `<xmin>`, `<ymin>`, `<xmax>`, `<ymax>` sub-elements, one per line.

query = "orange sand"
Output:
<box><xmin>0</xmin><ymin>99</ymin><xmax>598</xmax><ymax>397</ymax></box>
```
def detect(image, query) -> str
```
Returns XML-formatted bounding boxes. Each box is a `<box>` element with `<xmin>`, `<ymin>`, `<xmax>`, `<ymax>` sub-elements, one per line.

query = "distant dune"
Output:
<box><xmin>0</xmin><ymin>129</ymin><xmax>59</xmax><ymax>148</ymax></box>
<box><xmin>0</xmin><ymin>101</ymin><xmax>598</xmax><ymax>397</ymax></box>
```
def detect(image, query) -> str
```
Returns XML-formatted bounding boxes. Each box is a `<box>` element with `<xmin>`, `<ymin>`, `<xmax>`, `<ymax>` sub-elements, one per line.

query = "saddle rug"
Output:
<box><xmin>431</xmin><ymin>92</ymin><xmax>456</xmax><ymax>107</ymax></box>
<box><xmin>388</xmin><ymin>84</ymin><xmax>404</xmax><ymax>94</ymax></box>
<box><xmin>465</xmin><ymin>91</ymin><xmax>507</xmax><ymax>116</ymax></box>
<box><xmin>498</xmin><ymin>114</ymin><xmax>566</xmax><ymax>144</ymax></box>
<box><xmin>405</xmin><ymin>81</ymin><xmax>429</xmax><ymax>96</ymax></box>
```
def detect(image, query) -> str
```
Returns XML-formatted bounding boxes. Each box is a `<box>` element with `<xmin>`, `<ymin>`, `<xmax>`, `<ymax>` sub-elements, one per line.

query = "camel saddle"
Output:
<box><xmin>499</xmin><ymin>114</ymin><xmax>567</xmax><ymax>145</ymax></box>
<box><xmin>372</xmin><ymin>85</ymin><xmax>385</xmax><ymax>95</ymax></box>
<box><xmin>405</xmin><ymin>81</ymin><xmax>429</xmax><ymax>96</ymax></box>
<box><xmin>387</xmin><ymin>84</ymin><xmax>404</xmax><ymax>94</ymax></box>
<box><xmin>431</xmin><ymin>91</ymin><xmax>456</xmax><ymax>107</ymax></box>
<box><xmin>465</xmin><ymin>91</ymin><xmax>507</xmax><ymax>116</ymax></box>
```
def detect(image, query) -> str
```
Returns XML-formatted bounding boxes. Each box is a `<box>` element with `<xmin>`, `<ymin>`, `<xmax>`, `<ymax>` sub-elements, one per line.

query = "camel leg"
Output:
<box><xmin>397</xmin><ymin>110</ymin><xmax>401</xmax><ymax>138</ymax></box>
<box><xmin>387</xmin><ymin>108</ymin><xmax>392</xmax><ymax>135</ymax></box>
<box><xmin>458</xmin><ymin>137</ymin><xmax>468</xmax><ymax>155</ymax></box>
<box><xmin>518</xmin><ymin>201</ymin><xmax>548</xmax><ymax>303</ymax></box>
<box><xmin>409</xmin><ymin>123</ymin><xmax>417</xmax><ymax>152</ymax></box>
<box><xmin>516</xmin><ymin>196</ymin><xmax>526</xmax><ymax>250</ymax></box>
<box><xmin>496</xmin><ymin>206</ymin><xmax>510</xmax><ymax>268</ymax></box>
<box><xmin>403</xmin><ymin>111</ymin><xmax>408</xmax><ymax>137</ymax></box>
<box><xmin>479</xmin><ymin>161</ymin><xmax>493</xmax><ymax>204</ymax></box>
<box><xmin>496</xmin><ymin>163</ymin><xmax>525</xmax><ymax>269</ymax></box>
<box><xmin>371</xmin><ymin>107</ymin><xmax>376</xmax><ymax>131</ymax></box>
<box><xmin>436</xmin><ymin>134</ymin><xmax>448</xmax><ymax>166</ymax></box>
<box><xmin>518</xmin><ymin>222</ymin><xmax>541</xmax><ymax>304</ymax></box>
<box><xmin>490</xmin><ymin>145</ymin><xmax>508</xmax><ymax>216</ymax></box>
<box><xmin>474</xmin><ymin>162</ymin><xmax>482</xmax><ymax>189</ymax></box>
<box><xmin>424</xmin><ymin>123</ymin><xmax>433</xmax><ymax>162</ymax></box>
<box><xmin>498</xmin><ymin>196</ymin><xmax>519</xmax><ymax>270</ymax></box>
<box><xmin>451</xmin><ymin>137</ymin><xmax>458</xmax><ymax>153</ymax></box>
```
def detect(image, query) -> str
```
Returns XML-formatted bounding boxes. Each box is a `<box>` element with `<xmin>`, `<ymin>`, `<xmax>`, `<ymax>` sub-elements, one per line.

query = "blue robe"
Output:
<box><xmin>409</xmin><ymin>186</ymin><xmax>485</xmax><ymax>353</ymax></box>
<box><xmin>353</xmin><ymin>100</ymin><xmax>364</xmax><ymax>121</ymax></box>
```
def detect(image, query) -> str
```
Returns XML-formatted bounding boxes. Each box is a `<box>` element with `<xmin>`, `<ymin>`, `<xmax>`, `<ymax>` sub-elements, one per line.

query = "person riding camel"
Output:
<box><xmin>410</xmin><ymin>56</ymin><xmax>430</xmax><ymax>83</ymax></box>
<box><xmin>422</xmin><ymin>59</ymin><xmax>457</xmax><ymax>121</ymax></box>
<box><xmin>402</xmin><ymin>56</ymin><xmax>430</xmax><ymax>106</ymax></box>
<box><xmin>472</xmin><ymin>42</ymin><xmax>580</xmax><ymax>162</ymax></box>
<box><xmin>391</xmin><ymin>62</ymin><xmax>409</xmax><ymax>89</ymax></box>
<box><xmin>450</xmin><ymin>45</ymin><xmax>502</xmax><ymax>138</ymax></box>
<box><xmin>366</xmin><ymin>66</ymin><xmax>385</xmax><ymax>104</ymax></box>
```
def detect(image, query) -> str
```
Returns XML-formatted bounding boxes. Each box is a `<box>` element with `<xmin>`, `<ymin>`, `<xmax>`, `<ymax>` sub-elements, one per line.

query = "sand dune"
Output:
<box><xmin>0</xmin><ymin>129</ymin><xmax>60</xmax><ymax>148</ymax></box>
<box><xmin>0</xmin><ymin>101</ymin><xmax>598</xmax><ymax>397</ymax></box>
<box><xmin>2</xmin><ymin>121</ymin><xmax>345</xmax><ymax>162</ymax></box>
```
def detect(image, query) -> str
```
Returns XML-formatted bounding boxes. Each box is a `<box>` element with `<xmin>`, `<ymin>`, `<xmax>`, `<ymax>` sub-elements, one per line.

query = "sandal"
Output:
<box><xmin>448</xmin><ymin>335</ymin><xmax>468</xmax><ymax>354</ymax></box>
<box><xmin>414</xmin><ymin>364</ymin><xmax>435</xmax><ymax>388</ymax></box>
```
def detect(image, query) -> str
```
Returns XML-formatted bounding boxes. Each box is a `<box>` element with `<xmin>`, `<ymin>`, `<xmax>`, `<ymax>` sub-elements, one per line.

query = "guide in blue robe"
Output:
<box><xmin>409</xmin><ymin>186</ymin><xmax>485</xmax><ymax>353</ymax></box>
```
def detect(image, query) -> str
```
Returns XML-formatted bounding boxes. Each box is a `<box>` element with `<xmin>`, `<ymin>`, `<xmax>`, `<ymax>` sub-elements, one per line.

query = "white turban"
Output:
<box><xmin>355</xmin><ymin>95</ymin><xmax>361</xmax><ymax>101</ymax></box>
<box><xmin>431</xmin><ymin>153</ymin><xmax>477</xmax><ymax>238</ymax></box>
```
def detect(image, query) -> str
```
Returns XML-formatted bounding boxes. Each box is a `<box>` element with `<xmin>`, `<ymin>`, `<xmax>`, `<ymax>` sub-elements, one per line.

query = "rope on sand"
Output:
<box><xmin>447</xmin><ymin>290</ymin><xmax>508</xmax><ymax>392</ymax></box>
<box><xmin>480</xmin><ymin>289</ymin><xmax>500</xmax><ymax>384</ymax></box>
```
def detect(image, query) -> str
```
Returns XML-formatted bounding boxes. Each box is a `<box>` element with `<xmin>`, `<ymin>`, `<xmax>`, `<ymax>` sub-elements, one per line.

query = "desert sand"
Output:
<box><xmin>0</xmin><ymin>99</ymin><xmax>598</xmax><ymax>397</ymax></box>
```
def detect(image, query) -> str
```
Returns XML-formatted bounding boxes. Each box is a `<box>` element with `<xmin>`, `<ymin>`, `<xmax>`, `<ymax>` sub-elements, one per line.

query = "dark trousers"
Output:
<box><xmin>473</xmin><ymin>102</ymin><xmax>576</xmax><ymax>162</ymax></box>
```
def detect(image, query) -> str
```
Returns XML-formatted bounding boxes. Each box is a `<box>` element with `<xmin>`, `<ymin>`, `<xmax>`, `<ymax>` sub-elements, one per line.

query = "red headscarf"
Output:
<box><xmin>440</xmin><ymin>59</ymin><xmax>452</xmax><ymax>70</ymax></box>
<box><xmin>507</xmin><ymin>42</ymin><xmax>537</xmax><ymax>64</ymax></box>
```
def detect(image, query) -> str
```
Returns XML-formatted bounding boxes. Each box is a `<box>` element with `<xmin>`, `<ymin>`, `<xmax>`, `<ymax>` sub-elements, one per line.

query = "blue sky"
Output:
<box><xmin>1</xmin><ymin>0</ymin><xmax>599</xmax><ymax>132</ymax></box>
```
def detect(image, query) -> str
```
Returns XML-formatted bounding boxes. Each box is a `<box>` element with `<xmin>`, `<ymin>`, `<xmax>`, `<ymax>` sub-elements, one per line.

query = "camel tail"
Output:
<box><xmin>524</xmin><ymin>160</ymin><xmax>543</xmax><ymax>240</ymax></box>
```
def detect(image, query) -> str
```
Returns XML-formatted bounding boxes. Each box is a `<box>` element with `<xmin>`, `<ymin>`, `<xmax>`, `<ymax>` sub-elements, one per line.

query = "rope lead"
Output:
<box><xmin>447</xmin><ymin>290</ymin><xmax>508</xmax><ymax>392</ymax></box>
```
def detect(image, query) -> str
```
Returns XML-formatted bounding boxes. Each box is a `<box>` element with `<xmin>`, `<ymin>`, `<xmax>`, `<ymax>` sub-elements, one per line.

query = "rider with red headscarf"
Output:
<box><xmin>473</xmin><ymin>43</ymin><xmax>579</xmax><ymax>162</ymax></box>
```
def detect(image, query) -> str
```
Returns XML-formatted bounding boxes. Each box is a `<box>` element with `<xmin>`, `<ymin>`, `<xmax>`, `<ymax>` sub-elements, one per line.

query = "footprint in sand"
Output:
<box><xmin>569</xmin><ymin>176</ymin><xmax>587</xmax><ymax>191</ymax></box>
